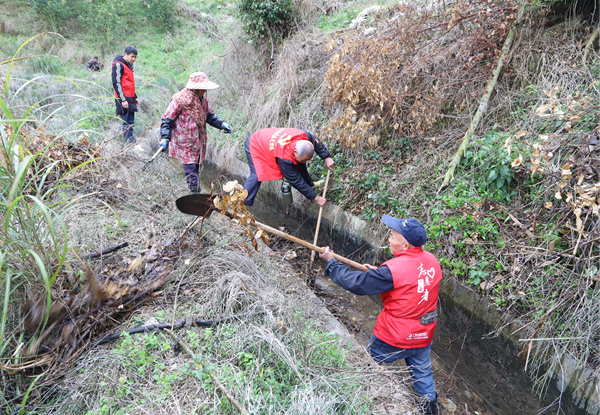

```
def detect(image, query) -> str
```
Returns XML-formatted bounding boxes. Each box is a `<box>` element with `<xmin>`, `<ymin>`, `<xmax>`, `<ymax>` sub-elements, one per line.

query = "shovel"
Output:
<box><xmin>176</xmin><ymin>193</ymin><xmax>368</xmax><ymax>271</ymax></box>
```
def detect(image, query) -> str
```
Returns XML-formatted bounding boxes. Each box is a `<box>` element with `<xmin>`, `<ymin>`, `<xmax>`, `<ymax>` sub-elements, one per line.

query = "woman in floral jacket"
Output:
<box><xmin>159</xmin><ymin>72</ymin><xmax>232</xmax><ymax>192</ymax></box>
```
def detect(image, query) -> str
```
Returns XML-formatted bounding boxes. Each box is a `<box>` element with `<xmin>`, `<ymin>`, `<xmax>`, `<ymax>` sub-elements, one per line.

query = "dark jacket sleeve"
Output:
<box><xmin>303</xmin><ymin>130</ymin><xmax>330</xmax><ymax>160</ymax></box>
<box><xmin>111</xmin><ymin>62</ymin><xmax>126</xmax><ymax>101</ymax></box>
<box><xmin>277</xmin><ymin>159</ymin><xmax>317</xmax><ymax>200</ymax></box>
<box><xmin>206</xmin><ymin>111</ymin><xmax>225</xmax><ymax>130</ymax></box>
<box><xmin>160</xmin><ymin>118</ymin><xmax>175</xmax><ymax>141</ymax></box>
<box><xmin>325</xmin><ymin>259</ymin><xmax>394</xmax><ymax>295</ymax></box>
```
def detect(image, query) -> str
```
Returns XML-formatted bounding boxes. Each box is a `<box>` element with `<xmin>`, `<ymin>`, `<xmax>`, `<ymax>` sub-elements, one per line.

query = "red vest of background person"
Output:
<box><xmin>112</xmin><ymin>61</ymin><xmax>136</xmax><ymax>98</ymax></box>
<box><xmin>373</xmin><ymin>247</ymin><xmax>443</xmax><ymax>349</ymax></box>
<box><xmin>249</xmin><ymin>128</ymin><xmax>309</xmax><ymax>181</ymax></box>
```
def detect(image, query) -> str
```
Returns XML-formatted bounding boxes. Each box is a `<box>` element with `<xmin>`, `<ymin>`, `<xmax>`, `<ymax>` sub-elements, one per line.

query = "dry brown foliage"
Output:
<box><xmin>7</xmin><ymin>125</ymin><xmax>102</xmax><ymax>185</ymax></box>
<box><xmin>322</xmin><ymin>0</ymin><xmax>517</xmax><ymax>148</ymax></box>
<box><xmin>213</xmin><ymin>180</ymin><xmax>269</xmax><ymax>250</ymax></box>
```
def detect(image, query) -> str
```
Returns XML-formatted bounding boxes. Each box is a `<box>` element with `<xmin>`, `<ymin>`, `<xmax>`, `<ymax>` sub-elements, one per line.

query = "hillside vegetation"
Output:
<box><xmin>1</xmin><ymin>0</ymin><xmax>600</xmax><ymax>412</ymax></box>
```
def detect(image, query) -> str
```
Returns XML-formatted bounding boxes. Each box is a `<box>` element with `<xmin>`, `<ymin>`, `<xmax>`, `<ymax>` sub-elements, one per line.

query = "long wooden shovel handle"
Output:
<box><xmin>252</xmin><ymin>219</ymin><xmax>368</xmax><ymax>271</ymax></box>
<box><xmin>310</xmin><ymin>170</ymin><xmax>331</xmax><ymax>262</ymax></box>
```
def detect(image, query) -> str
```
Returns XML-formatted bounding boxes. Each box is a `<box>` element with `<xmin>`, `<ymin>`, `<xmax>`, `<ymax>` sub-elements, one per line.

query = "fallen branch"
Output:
<box><xmin>438</xmin><ymin>4</ymin><xmax>525</xmax><ymax>191</ymax></box>
<box><xmin>81</xmin><ymin>242</ymin><xmax>129</xmax><ymax>259</ymax></box>
<box><xmin>164</xmin><ymin>328</ymin><xmax>249</xmax><ymax>415</ymax></box>
<box><xmin>94</xmin><ymin>312</ymin><xmax>262</xmax><ymax>345</ymax></box>
<box><xmin>505</xmin><ymin>213</ymin><xmax>536</xmax><ymax>239</ymax></box>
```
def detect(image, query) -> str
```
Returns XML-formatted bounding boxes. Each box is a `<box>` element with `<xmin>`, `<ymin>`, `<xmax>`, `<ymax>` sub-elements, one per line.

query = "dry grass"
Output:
<box><xmin>36</xmin><ymin>204</ymin><xmax>418</xmax><ymax>414</ymax></box>
<box><xmin>0</xmin><ymin>127</ymin><xmax>418</xmax><ymax>413</ymax></box>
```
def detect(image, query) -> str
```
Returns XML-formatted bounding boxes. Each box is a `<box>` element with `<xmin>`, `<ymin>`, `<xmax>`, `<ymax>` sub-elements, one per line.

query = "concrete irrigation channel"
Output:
<box><xmin>179</xmin><ymin>144</ymin><xmax>597</xmax><ymax>415</ymax></box>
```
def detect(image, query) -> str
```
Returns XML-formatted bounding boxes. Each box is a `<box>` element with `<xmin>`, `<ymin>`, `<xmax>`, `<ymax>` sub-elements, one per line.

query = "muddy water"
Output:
<box><xmin>197</xmin><ymin>162</ymin><xmax>587</xmax><ymax>415</ymax></box>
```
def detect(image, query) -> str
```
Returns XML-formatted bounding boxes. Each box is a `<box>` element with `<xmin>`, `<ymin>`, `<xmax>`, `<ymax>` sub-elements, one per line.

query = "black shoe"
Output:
<box><xmin>421</xmin><ymin>395</ymin><xmax>440</xmax><ymax>415</ymax></box>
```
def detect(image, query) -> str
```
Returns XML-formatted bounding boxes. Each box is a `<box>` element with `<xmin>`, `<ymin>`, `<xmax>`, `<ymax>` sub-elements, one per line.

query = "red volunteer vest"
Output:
<box><xmin>112</xmin><ymin>61</ymin><xmax>136</xmax><ymax>98</ymax></box>
<box><xmin>373</xmin><ymin>247</ymin><xmax>442</xmax><ymax>349</ymax></box>
<box><xmin>249</xmin><ymin>128</ymin><xmax>309</xmax><ymax>182</ymax></box>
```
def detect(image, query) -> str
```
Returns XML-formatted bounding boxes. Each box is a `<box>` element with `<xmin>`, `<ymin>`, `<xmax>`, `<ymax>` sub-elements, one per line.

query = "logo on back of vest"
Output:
<box><xmin>407</xmin><ymin>333</ymin><xmax>428</xmax><ymax>340</ymax></box>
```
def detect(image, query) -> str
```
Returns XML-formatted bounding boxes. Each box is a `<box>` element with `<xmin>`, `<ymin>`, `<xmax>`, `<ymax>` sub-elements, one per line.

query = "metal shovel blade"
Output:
<box><xmin>175</xmin><ymin>194</ymin><xmax>216</xmax><ymax>217</ymax></box>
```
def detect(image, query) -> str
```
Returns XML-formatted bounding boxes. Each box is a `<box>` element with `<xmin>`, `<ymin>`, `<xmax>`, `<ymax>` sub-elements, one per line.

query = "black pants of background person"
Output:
<box><xmin>119</xmin><ymin>111</ymin><xmax>135</xmax><ymax>143</ymax></box>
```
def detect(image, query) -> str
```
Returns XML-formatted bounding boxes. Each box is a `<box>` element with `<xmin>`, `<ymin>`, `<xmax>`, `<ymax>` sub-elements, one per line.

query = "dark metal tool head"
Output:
<box><xmin>175</xmin><ymin>193</ymin><xmax>217</xmax><ymax>217</ymax></box>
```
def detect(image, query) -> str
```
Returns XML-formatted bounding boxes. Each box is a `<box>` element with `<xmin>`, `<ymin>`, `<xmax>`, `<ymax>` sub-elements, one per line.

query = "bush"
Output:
<box><xmin>29</xmin><ymin>0</ymin><xmax>74</xmax><ymax>29</ymax></box>
<box><xmin>141</xmin><ymin>0</ymin><xmax>179</xmax><ymax>31</ymax></box>
<box><xmin>462</xmin><ymin>131</ymin><xmax>516</xmax><ymax>202</ymax></box>
<box><xmin>237</xmin><ymin>0</ymin><xmax>294</xmax><ymax>46</ymax></box>
<box><xmin>80</xmin><ymin>0</ymin><xmax>126</xmax><ymax>45</ymax></box>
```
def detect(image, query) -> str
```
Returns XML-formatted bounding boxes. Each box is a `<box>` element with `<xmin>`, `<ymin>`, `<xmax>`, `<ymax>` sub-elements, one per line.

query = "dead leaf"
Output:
<box><xmin>515</xmin><ymin>130</ymin><xmax>527</xmax><ymax>137</ymax></box>
<box><xmin>511</xmin><ymin>155</ymin><xmax>523</xmax><ymax>167</ymax></box>
<box><xmin>223</xmin><ymin>180</ymin><xmax>239</xmax><ymax>193</ymax></box>
<box><xmin>574</xmin><ymin>208</ymin><xmax>583</xmax><ymax>234</ymax></box>
<box><xmin>127</xmin><ymin>256</ymin><xmax>143</xmax><ymax>272</ymax></box>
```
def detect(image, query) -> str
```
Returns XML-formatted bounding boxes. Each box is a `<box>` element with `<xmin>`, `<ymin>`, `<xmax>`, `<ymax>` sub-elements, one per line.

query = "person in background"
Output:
<box><xmin>112</xmin><ymin>46</ymin><xmax>138</xmax><ymax>143</ymax></box>
<box><xmin>87</xmin><ymin>56</ymin><xmax>100</xmax><ymax>72</ymax></box>
<box><xmin>319</xmin><ymin>216</ymin><xmax>442</xmax><ymax>415</ymax></box>
<box><xmin>159</xmin><ymin>72</ymin><xmax>232</xmax><ymax>193</ymax></box>
<box><xmin>243</xmin><ymin>128</ymin><xmax>334</xmax><ymax>207</ymax></box>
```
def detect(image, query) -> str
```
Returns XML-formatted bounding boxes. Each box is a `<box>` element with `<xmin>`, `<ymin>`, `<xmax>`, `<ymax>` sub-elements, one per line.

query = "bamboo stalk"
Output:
<box><xmin>438</xmin><ymin>4</ymin><xmax>525</xmax><ymax>191</ymax></box>
<box><xmin>310</xmin><ymin>170</ymin><xmax>331</xmax><ymax>263</ymax></box>
<box><xmin>164</xmin><ymin>329</ymin><xmax>249</xmax><ymax>415</ymax></box>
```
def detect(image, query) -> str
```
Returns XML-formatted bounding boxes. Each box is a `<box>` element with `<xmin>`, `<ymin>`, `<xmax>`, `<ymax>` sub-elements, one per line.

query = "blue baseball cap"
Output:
<box><xmin>382</xmin><ymin>216</ymin><xmax>427</xmax><ymax>247</ymax></box>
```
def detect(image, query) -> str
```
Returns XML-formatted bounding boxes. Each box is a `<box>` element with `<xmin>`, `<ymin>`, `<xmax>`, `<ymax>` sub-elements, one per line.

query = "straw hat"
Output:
<box><xmin>185</xmin><ymin>72</ymin><xmax>219</xmax><ymax>90</ymax></box>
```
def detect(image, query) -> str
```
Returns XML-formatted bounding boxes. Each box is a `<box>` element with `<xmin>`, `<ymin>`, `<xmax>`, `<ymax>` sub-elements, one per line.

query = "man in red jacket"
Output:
<box><xmin>112</xmin><ymin>46</ymin><xmax>139</xmax><ymax>143</ymax></box>
<box><xmin>243</xmin><ymin>128</ymin><xmax>334</xmax><ymax>207</ymax></box>
<box><xmin>319</xmin><ymin>216</ymin><xmax>441</xmax><ymax>415</ymax></box>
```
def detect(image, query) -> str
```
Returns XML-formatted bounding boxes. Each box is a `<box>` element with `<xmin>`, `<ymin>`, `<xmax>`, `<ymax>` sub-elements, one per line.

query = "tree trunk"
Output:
<box><xmin>438</xmin><ymin>4</ymin><xmax>525</xmax><ymax>191</ymax></box>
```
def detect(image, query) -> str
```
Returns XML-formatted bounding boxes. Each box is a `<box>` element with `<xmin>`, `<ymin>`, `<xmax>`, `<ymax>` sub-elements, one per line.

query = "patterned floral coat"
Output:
<box><xmin>161</xmin><ymin>92</ymin><xmax>211</xmax><ymax>165</ymax></box>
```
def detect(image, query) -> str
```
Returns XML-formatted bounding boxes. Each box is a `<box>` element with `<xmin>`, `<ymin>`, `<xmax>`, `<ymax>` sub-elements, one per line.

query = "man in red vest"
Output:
<box><xmin>319</xmin><ymin>216</ymin><xmax>442</xmax><ymax>415</ymax></box>
<box><xmin>112</xmin><ymin>46</ymin><xmax>138</xmax><ymax>143</ymax></box>
<box><xmin>243</xmin><ymin>128</ymin><xmax>334</xmax><ymax>207</ymax></box>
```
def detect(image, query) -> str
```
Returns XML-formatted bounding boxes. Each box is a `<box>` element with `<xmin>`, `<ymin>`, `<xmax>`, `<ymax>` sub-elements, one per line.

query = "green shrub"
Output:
<box><xmin>141</xmin><ymin>0</ymin><xmax>180</xmax><ymax>31</ymax></box>
<box><xmin>462</xmin><ymin>131</ymin><xmax>515</xmax><ymax>202</ymax></box>
<box><xmin>236</xmin><ymin>0</ymin><xmax>294</xmax><ymax>45</ymax></box>
<box><xmin>80</xmin><ymin>0</ymin><xmax>126</xmax><ymax>45</ymax></box>
<box><xmin>29</xmin><ymin>0</ymin><xmax>74</xmax><ymax>30</ymax></box>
